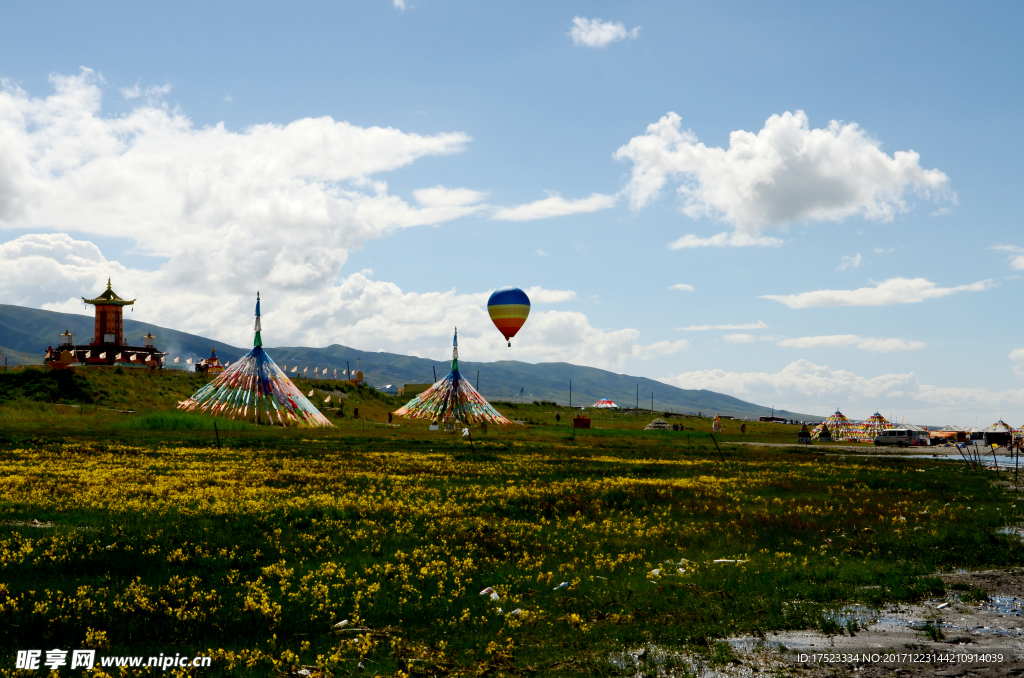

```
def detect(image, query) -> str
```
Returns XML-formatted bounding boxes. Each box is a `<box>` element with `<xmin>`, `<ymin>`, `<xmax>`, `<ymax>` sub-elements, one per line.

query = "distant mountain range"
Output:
<box><xmin>0</xmin><ymin>303</ymin><xmax>823</xmax><ymax>421</ymax></box>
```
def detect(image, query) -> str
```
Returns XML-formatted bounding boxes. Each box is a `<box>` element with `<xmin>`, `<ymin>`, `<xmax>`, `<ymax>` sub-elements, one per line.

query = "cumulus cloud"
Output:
<box><xmin>524</xmin><ymin>286</ymin><xmax>575</xmax><ymax>303</ymax></box>
<box><xmin>837</xmin><ymin>253</ymin><xmax>862</xmax><ymax>271</ymax></box>
<box><xmin>994</xmin><ymin>245</ymin><xmax>1024</xmax><ymax>270</ymax></box>
<box><xmin>614</xmin><ymin>111</ymin><xmax>953</xmax><ymax>242</ymax></box>
<box><xmin>1010</xmin><ymin>348</ymin><xmax>1024</xmax><ymax>377</ymax></box>
<box><xmin>661</xmin><ymin>359</ymin><xmax>1024</xmax><ymax>425</ymax></box>
<box><xmin>569</xmin><ymin>17</ymin><xmax>640</xmax><ymax>48</ymax></box>
<box><xmin>491</xmin><ymin>192</ymin><xmax>616</xmax><ymax>221</ymax></box>
<box><xmin>760</xmin><ymin>277</ymin><xmax>993</xmax><ymax>308</ymax></box>
<box><xmin>668</xmin><ymin>232</ymin><xmax>784</xmax><ymax>249</ymax></box>
<box><xmin>776</xmin><ymin>334</ymin><xmax>925</xmax><ymax>353</ymax></box>
<box><xmin>0</xmin><ymin>68</ymin><xmax>486</xmax><ymax>297</ymax></box>
<box><xmin>677</xmin><ymin>321</ymin><xmax>767</xmax><ymax>331</ymax></box>
<box><xmin>724</xmin><ymin>333</ymin><xmax>756</xmax><ymax>343</ymax></box>
<box><xmin>669</xmin><ymin>283</ymin><xmax>694</xmax><ymax>292</ymax></box>
<box><xmin>393</xmin><ymin>0</ymin><xmax>407</xmax><ymax>9</ymax></box>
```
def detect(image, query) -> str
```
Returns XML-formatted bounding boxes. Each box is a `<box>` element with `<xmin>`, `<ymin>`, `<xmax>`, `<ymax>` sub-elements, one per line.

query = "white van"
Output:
<box><xmin>874</xmin><ymin>429</ymin><xmax>928</xmax><ymax>447</ymax></box>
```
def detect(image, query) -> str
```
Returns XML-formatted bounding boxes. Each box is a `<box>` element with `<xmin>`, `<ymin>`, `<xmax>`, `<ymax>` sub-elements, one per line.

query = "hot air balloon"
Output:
<box><xmin>487</xmin><ymin>287</ymin><xmax>531</xmax><ymax>347</ymax></box>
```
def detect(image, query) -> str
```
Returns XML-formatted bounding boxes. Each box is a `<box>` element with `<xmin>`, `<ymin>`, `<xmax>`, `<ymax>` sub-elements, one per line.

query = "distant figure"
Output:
<box><xmin>388</xmin><ymin>412</ymin><xmax>393</xmax><ymax>424</ymax></box>
<box><xmin>556</xmin><ymin>413</ymin><xmax>560</xmax><ymax>423</ymax></box>
<box><xmin>353</xmin><ymin>407</ymin><xmax>359</xmax><ymax>419</ymax></box>
<box><xmin>741</xmin><ymin>423</ymin><xmax>746</xmax><ymax>434</ymax></box>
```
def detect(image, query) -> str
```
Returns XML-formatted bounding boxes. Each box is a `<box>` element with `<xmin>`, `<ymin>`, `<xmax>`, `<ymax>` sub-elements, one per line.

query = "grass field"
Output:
<box><xmin>0</xmin><ymin>368</ymin><xmax>1020</xmax><ymax>677</ymax></box>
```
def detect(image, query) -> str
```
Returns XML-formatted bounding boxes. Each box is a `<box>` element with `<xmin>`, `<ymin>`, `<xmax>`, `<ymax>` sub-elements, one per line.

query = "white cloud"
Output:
<box><xmin>661</xmin><ymin>359</ymin><xmax>1024</xmax><ymax>425</ymax></box>
<box><xmin>393</xmin><ymin>0</ymin><xmax>407</xmax><ymax>10</ymax></box>
<box><xmin>1010</xmin><ymin>348</ymin><xmax>1024</xmax><ymax>377</ymax></box>
<box><xmin>873</xmin><ymin>247</ymin><xmax>895</xmax><ymax>254</ymax></box>
<box><xmin>0</xmin><ymin>69</ymin><xmax>478</xmax><ymax>297</ymax></box>
<box><xmin>569</xmin><ymin>17</ymin><xmax>640</xmax><ymax>48</ymax></box>
<box><xmin>535</xmin><ymin>249</ymin><xmax>550</xmax><ymax>257</ymax></box>
<box><xmin>120</xmin><ymin>82</ymin><xmax>171</xmax><ymax>102</ymax></box>
<box><xmin>776</xmin><ymin>334</ymin><xmax>925</xmax><ymax>353</ymax></box>
<box><xmin>994</xmin><ymin>245</ymin><xmax>1024</xmax><ymax>271</ymax></box>
<box><xmin>760</xmin><ymin>277</ymin><xmax>993</xmax><ymax>308</ymax></box>
<box><xmin>837</xmin><ymin>253</ymin><xmax>862</xmax><ymax>271</ymax></box>
<box><xmin>668</xmin><ymin>231</ymin><xmax>784</xmax><ymax>248</ymax></box>
<box><xmin>614</xmin><ymin>110</ymin><xmax>953</xmax><ymax>240</ymax></box>
<box><xmin>724</xmin><ymin>333</ymin><xmax>756</xmax><ymax>343</ymax></box>
<box><xmin>491</xmin><ymin>192</ymin><xmax>616</xmax><ymax>221</ymax></box>
<box><xmin>669</xmin><ymin>283</ymin><xmax>694</xmax><ymax>292</ymax></box>
<box><xmin>524</xmin><ymin>286</ymin><xmax>575</xmax><ymax>303</ymax></box>
<box><xmin>677</xmin><ymin>321</ymin><xmax>767</xmax><ymax>331</ymax></box>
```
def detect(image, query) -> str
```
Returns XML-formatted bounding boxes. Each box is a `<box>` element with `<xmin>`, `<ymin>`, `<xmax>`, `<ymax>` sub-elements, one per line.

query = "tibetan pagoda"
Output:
<box><xmin>194</xmin><ymin>347</ymin><xmax>226</xmax><ymax>374</ymax></box>
<box><xmin>44</xmin><ymin>279</ymin><xmax>166</xmax><ymax>369</ymax></box>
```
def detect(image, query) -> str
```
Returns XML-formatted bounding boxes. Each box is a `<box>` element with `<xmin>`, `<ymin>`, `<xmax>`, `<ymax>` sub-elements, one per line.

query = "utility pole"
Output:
<box><xmin>636</xmin><ymin>384</ymin><xmax>639</xmax><ymax>409</ymax></box>
<box><xmin>477</xmin><ymin>370</ymin><xmax>480</xmax><ymax>391</ymax></box>
<box><xmin>433</xmin><ymin>366</ymin><xmax>437</xmax><ymax>382</ymax></box>
<box><xmin>569</xmin><ymin>379</ymin><xmax>572</xmax><ymax>408</ymax></box>
<box><xmin>651</xmin><ymin>392</ymin><xmax>654</xmax><ymax>412</ymax></box>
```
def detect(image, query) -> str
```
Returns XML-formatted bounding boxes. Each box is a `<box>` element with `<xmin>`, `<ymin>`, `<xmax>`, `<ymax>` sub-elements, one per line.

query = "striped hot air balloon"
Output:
<box><xmin>487</xmin><ymin>287</ymin><xmax>531</xmax><ymax>347</ymax></box>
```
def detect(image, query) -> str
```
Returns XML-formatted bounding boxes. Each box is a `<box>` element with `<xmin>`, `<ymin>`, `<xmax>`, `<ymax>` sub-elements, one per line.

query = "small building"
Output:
<box><xmin>194</xmin><ymin>347</ymin><xmax>225</xmax><ymax>374</ymax></box>
<box><xmin>573</xmin><ymin>415</ymin><xmax>591</xmax><ymax>429</ymax></box>
<box><xmin>401</xmin><ymin>383</ymin><xmax>432</xmax><ymax>397</ymax></box>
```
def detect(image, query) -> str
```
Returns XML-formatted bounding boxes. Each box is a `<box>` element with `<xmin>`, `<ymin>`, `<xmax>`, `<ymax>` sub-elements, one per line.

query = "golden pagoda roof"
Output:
<box><xmin>83</xmin><ymin>278</ymin><xmax>136</xmax><ymax>307</ymax></box>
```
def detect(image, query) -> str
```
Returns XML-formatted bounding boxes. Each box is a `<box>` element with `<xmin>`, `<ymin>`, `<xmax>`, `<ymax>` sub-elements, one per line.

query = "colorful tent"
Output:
<box><xmin>859</xmin><ymin>412</ymin><xmax>893</xmax><ymax>441</ymax></box>
<box><xmin>177</xmin><ymin>293</ymin><xmax>333</xmax><ymax>427</ymax></box>
<box><xmin>592</xmin><ymin>398</ymin><xmax>618</xmax><ymax>409</ymax></box>
<box><xmin>812</xmin><ymin>409</ymin><xmax>860</xmax><ymax>441</ymax></box>
<box><xmin>394</xmin><ymin>329</ymin><xmax>510</xmax><ymax>426</ymax></box>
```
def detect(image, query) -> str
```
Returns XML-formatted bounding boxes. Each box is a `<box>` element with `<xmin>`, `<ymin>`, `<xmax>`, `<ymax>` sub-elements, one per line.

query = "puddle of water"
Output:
<box><xmin>978</xmin><ymin>596</ymin><xmax>1024</xmax><ymax>617</ymax></box>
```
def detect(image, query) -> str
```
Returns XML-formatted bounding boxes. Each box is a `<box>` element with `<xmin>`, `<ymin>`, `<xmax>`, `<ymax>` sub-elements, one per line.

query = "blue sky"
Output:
<box><xmin>1</xmin><ymin>2</ymin><xmax>1022</xmax><ymax>423</ymax></box>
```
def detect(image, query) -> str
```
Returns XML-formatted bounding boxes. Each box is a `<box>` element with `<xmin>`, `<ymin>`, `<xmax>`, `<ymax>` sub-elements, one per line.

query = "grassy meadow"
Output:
<box><xmin>0</xmin><ymin>367</ymin><xmax>1021</xmax><ymax>677</ymax></box>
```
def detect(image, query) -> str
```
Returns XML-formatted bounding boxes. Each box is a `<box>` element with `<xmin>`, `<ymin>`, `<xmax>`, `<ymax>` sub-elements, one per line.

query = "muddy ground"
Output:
<box><xmin>617</xmin><ymin>570</ymin><xmax>1024</xmax><ymax>677</ymax></box>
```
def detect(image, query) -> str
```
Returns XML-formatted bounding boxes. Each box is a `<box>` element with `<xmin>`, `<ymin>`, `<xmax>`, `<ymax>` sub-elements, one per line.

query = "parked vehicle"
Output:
<box><xmin>874</xmin><ymin>429</ymin><xmax>929</xmax><ymax>446</ymax></box>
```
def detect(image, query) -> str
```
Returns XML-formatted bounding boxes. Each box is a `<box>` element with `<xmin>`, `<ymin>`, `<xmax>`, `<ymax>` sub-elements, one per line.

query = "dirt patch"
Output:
<box><xmin>757</xmin><ymin>570</ymin><xmax>1024</xmax><ymax>677</ymax></box>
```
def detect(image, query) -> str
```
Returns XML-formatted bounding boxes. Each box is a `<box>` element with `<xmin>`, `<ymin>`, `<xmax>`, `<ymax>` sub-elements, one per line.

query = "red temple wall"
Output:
<box><xmin>92</xmin><ymin>305</ymin><xmax>124</xmax><ymax>345</ymax></box>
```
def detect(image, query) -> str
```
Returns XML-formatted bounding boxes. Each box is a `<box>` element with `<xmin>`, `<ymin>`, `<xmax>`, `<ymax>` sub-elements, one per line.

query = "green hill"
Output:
<box><xmin>0</xmin><ymin>303</ymin><xmax>822</xmax><ymax>421</ymax></box>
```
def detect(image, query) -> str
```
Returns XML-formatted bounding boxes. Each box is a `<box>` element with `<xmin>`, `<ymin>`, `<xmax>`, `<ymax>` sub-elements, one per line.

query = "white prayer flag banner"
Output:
<box><xmin>99</xmin><ymin>352</ymin><xmax>106</xmax><ymax>359</ymax></box>
<box><xmin>130</xmin><ymin>354</ymin><xmax>137</xmax><ymax>362</ymax></box>
<box><xmin>186</xmin><ymin>358</ymin><xmax>193</xmax><ymax>364</ymax></box>
<box><xmin>324</xmin><ymin>395</ymin><xmax>331</xmax><ymax>403</ymax></box>
<box><xmin>144</xmin><ymin>355</ymin><xmax>152</xmax><ymax>362</ymax></box>
<box><xmin>462</xmin><ymin>428</ymin><xmax>469</xmax><ymax>436</ymax></box>
<box><xmin>85</xmin><ymin>351</ymin><xmax>91</xmax><ymax>358</ymax></box>
<box><xmin>116</xmin><ymin>353</ymin><xmax>122</xmax><ymax>360</ymax></box>
<box><xmin>174</xmin><ymin>357</ymin><xmax>179</xmax><ymax>363</ymax></box>
<box><xmin>307</xmin><ymin>389</ymin><xmax>314</xmax><ymax>397</ymax></box>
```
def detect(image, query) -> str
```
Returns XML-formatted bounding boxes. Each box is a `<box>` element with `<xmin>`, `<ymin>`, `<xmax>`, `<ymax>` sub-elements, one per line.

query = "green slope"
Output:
<box><xmin>0</xmin><ymin>303</ymin><xmax>822</xmax><ymax>421</ymax></box>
